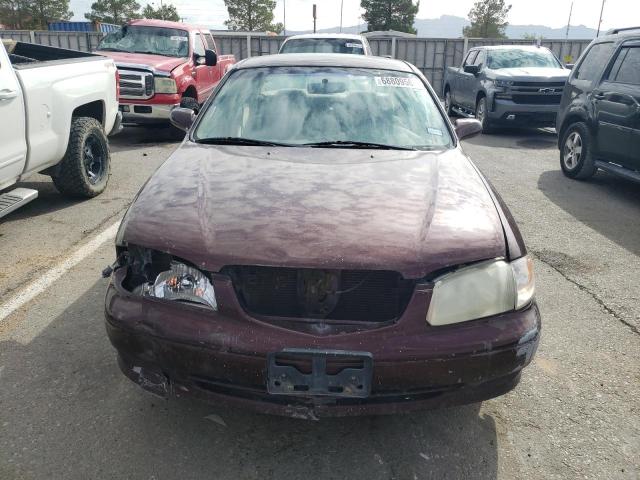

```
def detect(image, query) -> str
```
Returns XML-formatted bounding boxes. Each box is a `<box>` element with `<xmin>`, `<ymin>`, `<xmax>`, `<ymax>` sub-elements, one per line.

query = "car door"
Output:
<box><xmin>468</xmin><ymin>49</ymin><xmax>486</xmax><ymax>108</ymax></box>
<box><xmin>202</xmin><ymin>32</ymin><xmax>222</xmax><ymax>91</ymax></box>
<box><xmin>0</xmin><ymin>44</ymin><xmax>27</xmax><ymax>189</ymax></box>
<box><xmin>457</xmin><ymin>49</ymin><xmax>479</xmax><ymax>109</ymax></box>
<box><xmin>192</xmin><ymin>32</ymin><xmax>211</xmax><ymax>103</ymax></box>
<box><xmin>594</xmin><ymin>44</ymin><xmax>640</xmax><ymax>168</ymax></box>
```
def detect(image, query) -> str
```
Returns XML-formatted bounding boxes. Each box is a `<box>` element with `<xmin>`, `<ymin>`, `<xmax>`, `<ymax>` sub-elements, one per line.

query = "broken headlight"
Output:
<box><xmin>426</xmin><ymin>256</ymin><xmax>535</xmax><ymax>326</ymax></box>
<box><xmin>124</xmin><ymin>247</ymin><xmax>217</xmax><ymax>310</ymax></box>
<box><xmin>146</xmin><ymin>261</ymin><xmax>218</xmax><ymax>310</ymax></box>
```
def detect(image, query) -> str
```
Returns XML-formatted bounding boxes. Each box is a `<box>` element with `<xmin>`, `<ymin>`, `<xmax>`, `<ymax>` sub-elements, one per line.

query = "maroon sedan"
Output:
<box><xmin>105</xmin><ymin>54</ymin><xmax>539</xmax><ymax>418</ymax></box>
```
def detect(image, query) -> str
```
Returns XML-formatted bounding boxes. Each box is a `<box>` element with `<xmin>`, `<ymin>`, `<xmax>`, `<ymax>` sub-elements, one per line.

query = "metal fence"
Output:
<box><xmin>0</xmin><ymin>30</ymin><xmax>104</xmax><ymax>51</ymax></box>
<box><xmin>1</xmin><ymin>29</ymin><xmax>591</xmax><ymax>94</ymax></box>
<box><xmin>212</xmin><ymin>34</ymin><xmax>592</xmax><ymax>94</ymax></box>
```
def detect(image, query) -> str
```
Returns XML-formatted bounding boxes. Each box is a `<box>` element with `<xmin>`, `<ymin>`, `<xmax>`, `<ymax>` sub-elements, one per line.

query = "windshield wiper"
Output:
<box><xmin>303</xmin><ymin>140</ymin><xmax>416</xmax><ymax>150</ymax></box>
<box><xmin>97</xmin><ymin>47</ymin><xmax>127</xmax><ymax>52</ymax></box>
<box><xmin>195</xmin><ymin>137</ymin><xmax>294</xmax><ymax>147</ymax></box>
<box><xmin>131</xmin><ymin>50</ymin><xmax>166</xmax><ymax>56</ymax></box>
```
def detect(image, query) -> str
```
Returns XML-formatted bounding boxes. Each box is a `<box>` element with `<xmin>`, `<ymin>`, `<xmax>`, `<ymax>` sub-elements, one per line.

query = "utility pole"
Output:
<box><xmin>283</xmin><ymin>0</ymin><xmax>286</xmax><ymax>36</ymax></box>
<box><xmin>313</xmin><ymin>4</ymin><xmax>317</xmax><ymax>33</ymax></box>
<box><xmin>340</xmin><ymin>0</ymin><xmax>343</xmax><ymax>33</ymax></box>
<box><xmin>596</xmin><ymin>0</ymin><xmax>606</xmax><ymax>37</ymax></box>
<box><xmin>565</xmin><ymin>1</ymin><xmax>573</xmax><ymax>39</ymax></box>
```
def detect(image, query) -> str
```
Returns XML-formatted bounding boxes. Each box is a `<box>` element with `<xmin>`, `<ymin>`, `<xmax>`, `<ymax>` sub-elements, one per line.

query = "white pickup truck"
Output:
<box><xmin>0</xmin><ymin>40</ymin><xmax>121</xmax><ymax>218</ymax></box>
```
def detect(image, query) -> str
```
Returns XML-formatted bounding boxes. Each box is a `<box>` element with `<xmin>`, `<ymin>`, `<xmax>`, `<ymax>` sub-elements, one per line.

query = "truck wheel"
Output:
<box><xmin>444</xmin><ymin>88</ymin><xmax>454</xmax><ymax>116</ymax></box>
<box><xmin>560</xmin><ymin>122</ymin><xmax>597</xmax><ymax>180</ymax></box>
<box><xmin>475</xmin><ymin>96</ymin><xmax>494</xmax><ymax>133</ymax></box>
<box><xmin>180</xmin><ymin>96</ymin><xmax>200</xmax><ymax>114</ymax></box>
<box><xmin>51</xmin><ymin>117</ymin><xmax>110</xmax><ymax>198</ymax></box>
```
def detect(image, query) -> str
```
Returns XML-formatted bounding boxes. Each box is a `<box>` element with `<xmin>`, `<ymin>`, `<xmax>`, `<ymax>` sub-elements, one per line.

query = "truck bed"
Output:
<box><xmin>7</xmin><ymin>41</ymin><xmax>104</xmax><ymax>69</ymax></box>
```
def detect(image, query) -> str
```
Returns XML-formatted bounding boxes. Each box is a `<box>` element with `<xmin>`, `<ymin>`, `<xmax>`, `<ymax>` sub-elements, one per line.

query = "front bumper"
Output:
<box><xmin>488</xmin><ymin>98</ymin><xmax>560</xmax><ymax>126</ymax></box>
<box><xmin>104</xmin><ymin>268</ymin><xmax>541</xmax><ymax>418</ymax></box>
<box><xmin>120</xmin><ymin>103</ymin><xmax>180</xmax><ymax>124</ymax></box>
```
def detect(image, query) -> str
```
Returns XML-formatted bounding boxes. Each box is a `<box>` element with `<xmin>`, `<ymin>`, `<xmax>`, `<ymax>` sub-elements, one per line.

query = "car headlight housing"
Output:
<box><xmin>426</xmin><ymin>256</ymin><xmax>535</xmax><ymax>326</ymax></box>
<box><xmin>154</xmin><ymin>77</ymin><xmax>177</xmax><ymax>94</ymax></box>
<box><xmin>495</xmin><ymin>79</ymin><xmax>514</xmax><ymax>88</ymax></box>
<box><xmin>136</xmin><ymin>260</ymin><xmax>217</xmax><ymax>310</ymax></box>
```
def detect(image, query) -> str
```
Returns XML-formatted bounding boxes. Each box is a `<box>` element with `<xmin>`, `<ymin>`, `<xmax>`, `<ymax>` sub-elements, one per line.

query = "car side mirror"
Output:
<box><xmin>454</xmin><ymin>118</ymin><xmax>483</xmax><ymax>140</ymax></box>
<box><xmin>170</xmin><ymin>107</ymin><xmax>196</xmax><ymax>132</ymax></box>
<box><xmin>463</xmin><ymin>64</ymin><xmax>480</xmax><ymax>75</ymax></box>
<box><xmin>204</xmin><ymin>49</ymin><xmax>217</xmax><ymax>66</ymax></box>
<box><xmin>564</xmin><ymin>63</ymin><xmax>574</xmax><ymax>70</ymax></box>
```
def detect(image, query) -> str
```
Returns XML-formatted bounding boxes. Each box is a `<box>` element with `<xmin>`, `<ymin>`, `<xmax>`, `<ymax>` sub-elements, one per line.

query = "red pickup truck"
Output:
<box><xmin>95</xmin><ymin>19</ymin><xmax>235</xmax><ymax>124</ymax></box>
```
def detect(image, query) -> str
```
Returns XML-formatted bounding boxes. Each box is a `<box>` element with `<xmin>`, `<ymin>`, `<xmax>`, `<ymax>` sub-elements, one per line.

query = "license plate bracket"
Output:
<box><xmin>267</xmin><ymin>349</ymin><xmax>373</xmax><ymax>398</ymax></box>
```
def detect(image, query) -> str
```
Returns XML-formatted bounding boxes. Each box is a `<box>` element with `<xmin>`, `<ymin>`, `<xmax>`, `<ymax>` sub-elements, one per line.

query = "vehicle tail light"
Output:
<box><xmin>115</xmin><ymin>69</ymin><xmax>120</xmax><ymax>102</ymax></box>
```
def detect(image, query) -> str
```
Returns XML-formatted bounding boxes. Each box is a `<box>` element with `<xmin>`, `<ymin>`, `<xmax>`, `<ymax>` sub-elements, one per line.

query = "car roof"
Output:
<box><xmin>128</xmin><ymin>19</ymin><xmax>208</xmax><ymax>32</ymax></box>
<box><xmin>235</xmin><ymin>53</ymin><xmax>413</xmax><ymax>71</ymax></box>
<box><xmin>284</xmin><ymin>33</ymin><xmax>366</xmax><ymax>41</ymax></box>
<box><xmin>474</xmin><ymin>45</ymin><xmax>552</xmax><ymax>51</ymax></box>
<box><xmin>596</xmin><ymin>27</ymin><xmax>640</xmax><ymax>42</ymax></box>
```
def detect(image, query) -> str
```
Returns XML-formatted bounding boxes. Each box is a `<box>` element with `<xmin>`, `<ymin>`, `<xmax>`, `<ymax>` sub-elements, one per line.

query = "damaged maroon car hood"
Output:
<box><xmin>119</xmin><ymin>144</ymin><xmax>506</xmax><ymax>279</ymax></box>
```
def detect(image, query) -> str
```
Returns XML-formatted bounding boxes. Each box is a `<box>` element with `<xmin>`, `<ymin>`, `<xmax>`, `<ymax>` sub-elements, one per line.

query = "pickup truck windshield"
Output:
<box><xmin>194</xmin><ymin>67</ymin><xmax>452</xmax><ymax>150</ymax></box>
<box><xmin>98</xmin><ymin>26</ymin><xmax>189</xmax><ymax>58</ymax></box>
<box><xmin>280</xmin><ymin>39</ymin><xmax>365</xmax><ymax>55</ymax></box>
<box><xmin>488</xmin><ymin>49</ymin><xmax>561</xmax><ymax>69</ymax></box>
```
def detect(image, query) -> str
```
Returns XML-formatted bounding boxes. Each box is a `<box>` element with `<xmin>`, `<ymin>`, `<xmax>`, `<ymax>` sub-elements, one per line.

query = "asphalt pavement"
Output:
<box><xmin>0</xmin><ymin>125</ymin><xmax>638</xmax><ymax>479</ymax></box>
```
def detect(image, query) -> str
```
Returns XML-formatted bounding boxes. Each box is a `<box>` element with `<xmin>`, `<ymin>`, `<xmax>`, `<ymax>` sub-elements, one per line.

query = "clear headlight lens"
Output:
<box><xmin>495</xmin><ymin>79</ymin><xmax>514</xmax><ymax>88</ymax></box>
<box><xmin>426</xmin><ymin>257</ymin><xmax>535</xmax><ymax>326</ymax></box>
<box><xmin>146</xmin><ymin>261</ymin><xmax>217</xmax><ymax>310</ymax></box>
<box><xmin>154</xmin><ymin>77</ymin><xmax>177</xmax><ymax>94</ymax></box>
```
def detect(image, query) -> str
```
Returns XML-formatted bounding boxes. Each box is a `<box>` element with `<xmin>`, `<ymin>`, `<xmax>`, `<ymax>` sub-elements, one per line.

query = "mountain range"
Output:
<box><xmin>288</xmin><ymin>15</ymin><xmax>598</xmax><ymax>39</ymax></box>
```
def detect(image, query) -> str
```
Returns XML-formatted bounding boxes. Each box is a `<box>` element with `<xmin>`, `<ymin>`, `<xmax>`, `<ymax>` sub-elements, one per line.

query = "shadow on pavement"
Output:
<box><xmin>110</xmin><ymin>125</ymin><xmax>185</xmax><ymax>153</ymax></box>
<box><xmin>0</xmin><ymin>279</ymin><xmax>499</xmax><ymax>480</ymax></box>
<box><xmin>462</xmin><ymin>127</ymin><xmax>557</xmax><ymax>150</ymax></box>
<box><xmin>1</xmin><ymin>177</ymin><xmax>85</xmax><ymax>221</ymax></box>
<box><xmin>538</xmin><ymin>169</ymin><xmax>640</xmax><ymax>256</ymax></box>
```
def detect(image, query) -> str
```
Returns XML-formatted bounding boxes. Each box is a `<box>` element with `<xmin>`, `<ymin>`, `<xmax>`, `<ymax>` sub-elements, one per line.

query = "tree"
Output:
<box><xmin>223</xmin><ymin>0</ymin><xmax>282</xmax><ymax>32</ymax></box>
<box><xmin>28</xmin><ymin>0</ymin><xmax>72</xmax><ymax>29</ymax></box>
<box><xmin>85</xmin><ymin>0</ymin><xmax>140</xmax><ymax>24</ymax></box>
<box><xmin>0</xmin><ymin>0</ymin><xmax>31</xmax><ymax>29</ymax></box>
<box><xmin>360</xmin><ymin>0</ymin><xmax>419</xmax><ymax>35</ymax></box>
<box><xmin>463</xmin><ymin>0</ymin><xmax>511</xmax><ymax>38</ymax></box>
<box><xmin>142</xmin><ymin>2</ymin><xmax>179</xmax><ymax>21</ymax></box>
<box><xmin>0</xmin><ymin>0</ymin><xmax>72</xmax><ymax>29</ymax></box>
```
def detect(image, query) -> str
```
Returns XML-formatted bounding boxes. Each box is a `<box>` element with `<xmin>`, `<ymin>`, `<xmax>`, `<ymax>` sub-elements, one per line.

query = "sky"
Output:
<box><xmin>70</xmin><ymin>0</ymin><xmax>639</xmax><ymax>33</ymax></box>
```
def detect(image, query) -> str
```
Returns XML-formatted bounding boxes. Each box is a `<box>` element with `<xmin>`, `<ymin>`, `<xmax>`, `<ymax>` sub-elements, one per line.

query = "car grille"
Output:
<box><xmin>117</xmin><ymin>67</ymin><xmax>154</xmax><ymax>99</ymax></box>
<box><xmin>510</xmin><ymin>81</ymin><xmax>565</xmax><ymax>105</ymax></box>
<box><xmin>222</xmin><ymin>266</ymin><xmax>415</xmax><ymax>323</ymax></box>
<box><xmin>512</xmin><ymin>94</ymin><xmax>562</xmax><ymax>105</ymax></box>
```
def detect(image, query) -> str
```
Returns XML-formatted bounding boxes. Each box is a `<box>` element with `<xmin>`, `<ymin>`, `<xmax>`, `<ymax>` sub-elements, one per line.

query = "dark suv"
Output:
<box><xmin>556</xmin><ymin>27</ymin><xmax>640</xmax><ymax>181</ymax></box>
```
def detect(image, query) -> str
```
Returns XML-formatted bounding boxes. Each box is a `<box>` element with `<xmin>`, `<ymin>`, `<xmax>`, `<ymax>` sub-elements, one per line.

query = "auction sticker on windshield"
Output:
<box><xmin>345</xmin><ymin>42</ymin><xmax>364</xmax><ymax>49</ymax></box>
<box><xmin>375</xmin><ymin>76</ymin><xmax>421</xmax><ymax>89</ymax></box>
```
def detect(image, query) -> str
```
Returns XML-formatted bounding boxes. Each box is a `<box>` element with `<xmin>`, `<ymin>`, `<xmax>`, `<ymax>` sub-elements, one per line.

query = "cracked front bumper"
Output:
<box><xmin>104</xmin><ymin>269</ymin><xmax>541</xmax><ymax>418</ymax></box>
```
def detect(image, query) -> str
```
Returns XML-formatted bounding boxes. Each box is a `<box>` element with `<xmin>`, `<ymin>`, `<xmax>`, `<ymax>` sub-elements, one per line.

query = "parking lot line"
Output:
<box><xmin>0</xmin><ymin>220</ymin><xmax>120</xmax><ymax>324</ymax></box>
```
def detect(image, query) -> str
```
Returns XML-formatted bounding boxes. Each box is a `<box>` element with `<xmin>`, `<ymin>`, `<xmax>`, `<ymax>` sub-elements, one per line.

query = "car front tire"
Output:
<box><xmin>51</xmin><ymin>117</ymin><xmax>110</xmax><ymax>198</ymax></box>
<box><xmin>560</xmin><ymin>122</ymin><xmax>597</xmax><ymax>180</ymax></box>
<box><xmin>475</xmin><ymin>96</ymin><xmax>494</xmax><ymax>133</ymax></box>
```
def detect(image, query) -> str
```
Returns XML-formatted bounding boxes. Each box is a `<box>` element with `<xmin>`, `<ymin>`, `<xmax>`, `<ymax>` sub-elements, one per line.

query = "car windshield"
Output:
<box><xmin>97</xmin><ymin>26</ymin><xmax>189</xmax><ymax>58</ymax></box>
<box><xmin>280</xmin><ymin>38</ymin><xmax>365</xmax><ymax>55</ymax></box>
<box><xmin>193</xmin><ymin>67</ymin><xmax>452</xmax><ymax>150</ymax></box>
<box><xmin>487</xmin><ymin>49</ymin><xmax>561</xmax><ymax>69</ymax></box>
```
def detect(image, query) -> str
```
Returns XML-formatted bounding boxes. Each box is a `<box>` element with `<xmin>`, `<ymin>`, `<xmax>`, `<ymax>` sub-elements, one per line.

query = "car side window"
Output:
<box><xmin>204</xmin><ymin>33</ymin><xmax>216</xmax><ymax>53</ymax></box>
<box><xmin>610</xmin><ymin>47</ymin><xmax>640</xmax><ymax>85</ymax></box>
<box><xmin>463</xmin><ymin>50</ymin><xmax>478</xmax><ymax>67</ymax></box>
<box><xmin>574</xmin><ymin>42</ymin><xmax>615</xmax><ymax>81</ymax></box>
<box><xmin>473</xmin><ymin>50</ymin><xmax>485</xmax><ymax>68</ymax></box>
<box><xmin>193</xmin><ymin>33</ymin><xmax>206</xmax><ymax>56</ymax></box>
